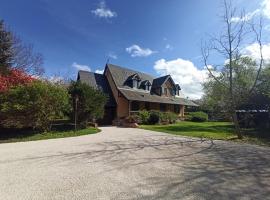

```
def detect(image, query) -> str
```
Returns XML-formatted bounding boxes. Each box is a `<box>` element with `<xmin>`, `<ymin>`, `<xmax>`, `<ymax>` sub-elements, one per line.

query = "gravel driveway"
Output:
<box><xmin>0</xmin><ymin>126</ymin><xmax>269</xmax><ymax>200</ymax></box>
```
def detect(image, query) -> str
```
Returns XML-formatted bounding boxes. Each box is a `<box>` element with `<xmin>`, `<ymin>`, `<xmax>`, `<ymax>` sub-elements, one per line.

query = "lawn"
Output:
<box><xmin>140</xmin><ymin>121</ymin><xmax>270</xmax><ymax>146</ymax></box>
<box><xmin>0</xmin><ymin>127</ymin><xmax>100</xmax><ymax>143</ymax></box>
<box><xmin>140</xmin><ymin>121</ymin><xmax>235</xmax><ymax>140</ymax></box>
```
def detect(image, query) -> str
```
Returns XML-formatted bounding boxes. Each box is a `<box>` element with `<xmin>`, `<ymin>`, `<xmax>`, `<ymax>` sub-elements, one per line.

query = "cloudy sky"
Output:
<box><xmin>1</xmin><ymin>0</ymin><xmax>269</xmax><ymax>99</ymax></box>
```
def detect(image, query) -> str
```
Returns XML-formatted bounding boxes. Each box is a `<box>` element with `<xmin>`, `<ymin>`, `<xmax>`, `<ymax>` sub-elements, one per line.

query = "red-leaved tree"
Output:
<box><xmin>0</xmin><ymin>69</ymin><xmax>35</xmax><ymax>92</ymax></box>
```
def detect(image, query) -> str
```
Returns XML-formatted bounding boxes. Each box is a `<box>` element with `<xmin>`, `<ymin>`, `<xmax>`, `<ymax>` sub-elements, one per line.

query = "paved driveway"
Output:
<box><xmin>0</xmin><ymin>127</ymin><xmax>269</xmax><ymax>200</ymax></box>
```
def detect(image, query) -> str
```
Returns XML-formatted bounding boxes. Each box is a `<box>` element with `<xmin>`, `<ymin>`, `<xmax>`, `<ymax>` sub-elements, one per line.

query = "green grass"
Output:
<box><xmin>140</xmin><ymin>121</ymin><xmax>270</xmax><ymax>146</ymax></box>
<box><xmin>141</xmin><ymin>121</ymin><xmax>235</xmax><ymax>140</ymax></box>
<box><xmin>0</xmin><ymin>127</ymin><xmax>100</xmax><ymax>143</ymax></box>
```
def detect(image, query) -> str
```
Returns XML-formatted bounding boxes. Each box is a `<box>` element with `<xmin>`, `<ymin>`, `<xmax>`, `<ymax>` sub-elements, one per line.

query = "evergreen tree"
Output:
<box><xmin>0</xmin><ymin>20</ymin><xmax>14</xmax><ymax>74</ymax></box>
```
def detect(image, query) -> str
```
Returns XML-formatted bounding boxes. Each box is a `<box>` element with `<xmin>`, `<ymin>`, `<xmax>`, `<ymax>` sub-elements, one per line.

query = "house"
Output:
<box><xmin>77</xmin><ymin>64</ymin><xmax>198</xmax><ymax>124</ymax></box>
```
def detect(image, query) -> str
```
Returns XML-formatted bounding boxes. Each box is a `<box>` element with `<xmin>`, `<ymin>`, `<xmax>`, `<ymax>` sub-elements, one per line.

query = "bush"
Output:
<box><xmin>187</xmin><ymin>111</ymin><xmax>208</xmax><ymax>122</ymax></box>
<box><xmin>0</xmin><ymin>80</ymin><xmax>70</xmax><ymax>131</ymax></box>
<box><xmin>148</xmin><ymin>111</ymin><xmax>160</xmax><ymax>124</ymax></box>
<box><xmin>137</xmin><ymin>110</ymin><xmax>150</xmax><ymax>124</ymax></box>
<box><xmin>68</xmin><ymin>81</ymin><xmax>108</xmax><ymax>127</ymax></box>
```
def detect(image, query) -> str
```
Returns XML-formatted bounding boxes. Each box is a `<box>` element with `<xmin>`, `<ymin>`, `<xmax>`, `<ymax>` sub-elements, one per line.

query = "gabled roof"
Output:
<box><xmin>77</xmin><ymin>70</ymin><xmax>116</xmax><ymax>107</ymax></box>
<box><xmin>119</xmin><ymin>88</ymin><xmax>198</xmax><ymax>106</ymax></box>
<box><xmin>106</xmin><ymin>64</ymin><xmax>153</xmax><ymax>88</ymax></box>
<box><xmin>152</xmin><ymin>75</ymin><xmax>176</xmax><ymax>88</ymax></box>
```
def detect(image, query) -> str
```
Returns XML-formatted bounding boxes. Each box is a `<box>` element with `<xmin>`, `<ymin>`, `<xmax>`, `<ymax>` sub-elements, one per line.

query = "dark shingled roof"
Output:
<box><xmin>107</xmin><ymin>64</ymin><xmax>154</xmax><ymax>88</ymax></box>
<box><xmin>77</xmin><ymin>70</ymin><xmax>116</xmax><ymax>107</ymax></box>
<box><xmin>106</xmin><ymin>64</ymin><xmax>198</xmax><ymax>106</ymax></box>
<box><xmin>118</xmin><ymin>88</ymin><xmax>198</xmax><ymax>106</ymax></box>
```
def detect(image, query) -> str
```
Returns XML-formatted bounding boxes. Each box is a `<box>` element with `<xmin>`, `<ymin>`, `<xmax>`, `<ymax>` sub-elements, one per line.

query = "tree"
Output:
<box><xmin>69</xmin><ymin>81</ymin><xmax>107</xmax><ymax>127</ymax></box>
<box><xmin>201</xmin><ymin>0</ymin><xmax>264</xmax><ymax>138</ymax></box>
<box><xmin>0</xmin><ymin>20</ymin><xmax>44</xmax><ymax>76</ymax></box>
<box><xmin>0</xmin><ymin>81</ymin><xmax>70</xmax><ymax>131</ymax></box>
<box><xmin>0</xmin><ymin>68</ymin><xmax>35</xmax><ymax>92</ymax></box>
<box><xmin>0</xmin><ymin>20</ymin><xmax>13</xmax><ymax>74</ymax></box>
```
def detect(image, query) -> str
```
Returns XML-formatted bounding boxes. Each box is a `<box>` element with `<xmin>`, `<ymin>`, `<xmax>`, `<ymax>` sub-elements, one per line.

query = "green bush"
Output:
<box><xmin>0</xmin><ymin>80</ymin><xmax>70</xmax><ymax>131</ymax></box>
<box><xmin>137</xmin><ymin>110</ymin><xmax>150</xmax><ymax>124</ymax></box>
<box><xmin>187</xmin><ymin>111</ymin><xmax>208</xmax><ymax>122</ymax></box>
<box><xmin>148</xmin><ymin>111</ymin><xmax>160</xmax><ymax>124</ymax></box>
<box><xmin>136</xmin><ymin>110</ymin><xmax>179</xmax><ymax>125</ymax></box>
<box><xmin>68</xmin><ymin>81</ymin><xmax>108</xmax><ymax>127</ymax></box>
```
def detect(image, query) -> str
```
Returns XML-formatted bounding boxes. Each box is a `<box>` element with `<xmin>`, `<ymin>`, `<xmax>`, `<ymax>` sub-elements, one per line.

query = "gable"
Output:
<box><xmin>105</xmin><ymin>64</ymin><xmax>153</xmax><ymax>88</ymax></box>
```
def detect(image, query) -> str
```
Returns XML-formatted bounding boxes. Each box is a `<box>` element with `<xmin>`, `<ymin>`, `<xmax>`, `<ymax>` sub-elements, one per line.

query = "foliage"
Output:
<box><xmin>137</xmin><ymin>110</ymin><xmax>150</xmax><ymax>124</ymax></box>
<box><xmin>68</xmin><ymin>81</ymin><xmax>107</xmax><ymax>127</ymax></box>
<box><xmin>160</xmin><ymin>112</ymin><xmax>178</xmax><ymax>124</ymax></box>
<box><xmin>0</xmin><ymin>20</ymin><xmax>13</xmax><ymax>74</ymax></box>
<box><xmin>148</xmin><ymin>111</ymin><xmax>160</xmax><ymax>124</ymax></box>
<box><xmin>136</xmin><ymin>110</ymin><xmax>178</xmax><ymax>125</ymax></box>
<box><xmin>187</xmin><ymin>112</ymin><xmax>208</xmax><ymax>122</ymax></box>
<box><xmin>0</xmin><ymin>68</ymin><xmax>35</xmax><ymax>92</ymax></box>
<box><xmin>0</xmin><ymin>81</ymin><xmax>70</xmax><ymax>131</ymax></box>
<box><xmin>0</xmin><ymin>20</ymin><xmax>44</xmax><ymax>76</ymax></box>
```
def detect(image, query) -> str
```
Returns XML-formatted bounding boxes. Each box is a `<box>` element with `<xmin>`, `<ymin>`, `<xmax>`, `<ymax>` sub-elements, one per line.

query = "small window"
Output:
<box><xmin>164</xmin><ymin>88</ymin><xmax>168</xmax><ymax>96</ymax></box>
<box><xmin>131</xmin><ymin>101</ymin><xmax>140</xmax><ymax>111</ymax></box>
<box><xmin>145</xmin><ymin>102</ymin><xmax>150</xmax><ymax>110</ymax></box>
<box><xmin>174</xmin><ymin>105</ymin><xmax>180</xmax><ymax>113</ymax></box>
<box><xmin>160</xmin><ymin>104</ymin><xmax>166</xmax><ymax>112</ymax></box>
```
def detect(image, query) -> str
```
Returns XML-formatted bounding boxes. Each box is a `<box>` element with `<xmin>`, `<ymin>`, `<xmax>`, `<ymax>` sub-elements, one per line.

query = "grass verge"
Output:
<box><xmin>140</xmin><ymin>121</ymin><xmax>270</xmax><ymax>146</ymax></box>
<box><xmin>0</xmin><ymin>127</ymin><xmax>100</xmax><ymax>143</ymax></box>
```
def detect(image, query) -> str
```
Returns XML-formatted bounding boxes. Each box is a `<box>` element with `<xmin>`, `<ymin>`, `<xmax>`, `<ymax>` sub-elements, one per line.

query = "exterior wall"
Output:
<box><xmin>105</xmin><ymin>68</ymin><xmax>129</xmax><ymax>118</ymax></box>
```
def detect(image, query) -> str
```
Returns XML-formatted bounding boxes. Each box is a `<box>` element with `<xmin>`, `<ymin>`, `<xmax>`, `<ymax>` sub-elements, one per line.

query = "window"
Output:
<box><xmin>164</xmin><ymin>88</ymin><xmax>168</xmax><ymax>96</ymax></box>
<box><xmin>160</xmin><ymin>104</ymin><xmax>166</xmax><ymax>112</ymax></box>
<box><xmin>145</xmin><ymin>102</ymin><xmax>150</xmax><ymax>110</ymax></box>
<box><xmin>174</xmin><ymin>105</ymin><xmax>180</xmax><ymax>113</ymax></box>
<box><xmin>131</xmin><ymin>101</ymin><xmax>140</xmax><ymax>111</ymax></box>
<box><xmin>133</xmin><ymin>80</ymin><xmax>139</xmax><ymax>88</ymax></box>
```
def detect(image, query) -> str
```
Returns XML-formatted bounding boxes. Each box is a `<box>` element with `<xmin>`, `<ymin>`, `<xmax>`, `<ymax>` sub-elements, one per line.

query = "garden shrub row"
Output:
<box><xmin>186</xmin><ymin>111</ymin><xmax>208</xmax><ymax>122</ymax></box>
<box><xmin>136</xmin><ymin>110</ymin><xmax>179</xmax><ymax>125</ymax></box>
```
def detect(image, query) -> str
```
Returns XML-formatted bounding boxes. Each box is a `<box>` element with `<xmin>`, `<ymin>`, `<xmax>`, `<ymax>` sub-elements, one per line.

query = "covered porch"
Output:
<box><xmin>128</xmin><ymin>100</ymin><xmax>185</xmax><ymax>117</ymax></box>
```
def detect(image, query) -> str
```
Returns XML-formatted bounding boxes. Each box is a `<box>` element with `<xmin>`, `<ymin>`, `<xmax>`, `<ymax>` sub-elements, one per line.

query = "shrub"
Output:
<box><xmin>188</xmin><ymin>111</ymin><xmax>208</xmax><ymax>122</ymax></box>
<box><xmin>137</xmin><ymin>110</ymin><xmax>150</xmax><ymax>124</ymax></box>
<box><xmin>148</xmin><ymin>111</ymin><xmax>160</xmax><ymax>124</ymax></box>
<box><xmin>0</xmin><ymin>80</ymin><xmax>70</xmax><ymax>131</ymax></box>
<box><xmin>68</xmin><ymin>81</ymin><xmax>108</xmax><ymax>127</ymax></box>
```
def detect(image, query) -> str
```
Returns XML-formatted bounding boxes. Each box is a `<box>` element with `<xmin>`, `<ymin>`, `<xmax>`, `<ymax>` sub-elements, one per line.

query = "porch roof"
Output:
<box><xmin>118</xmin><ymin>88</ymin><xmax>198</xmax><ymax>106</ymax></box>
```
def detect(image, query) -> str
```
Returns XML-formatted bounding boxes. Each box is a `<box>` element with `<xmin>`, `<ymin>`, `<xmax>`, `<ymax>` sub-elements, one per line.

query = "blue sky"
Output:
<box><xmin>0</xmin><ymin>0</ymin><xmax>268</xmax><ymax>98</ymax></box>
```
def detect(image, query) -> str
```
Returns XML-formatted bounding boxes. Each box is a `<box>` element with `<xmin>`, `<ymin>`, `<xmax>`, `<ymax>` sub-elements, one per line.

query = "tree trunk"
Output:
<box><xmin>232</xmin><ymin>112</ymin><xmax>242</xmax><ymax>139</ymax></box>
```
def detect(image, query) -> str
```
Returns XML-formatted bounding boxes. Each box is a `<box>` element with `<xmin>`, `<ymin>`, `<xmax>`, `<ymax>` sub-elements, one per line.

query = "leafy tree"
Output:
<box><xmin>0</xmin><ymin>68</ymin><xmax>35</xmax><ymax>92</ymax></box>
<box><xmin>69</xmin><ymin>81</ymin><xmax>107</xmax><ymax>127</ymax></box>
<box><xmin>0</xmin><ymin>81</ymin><xmax>70</xmax><ymax>131</ymax></box>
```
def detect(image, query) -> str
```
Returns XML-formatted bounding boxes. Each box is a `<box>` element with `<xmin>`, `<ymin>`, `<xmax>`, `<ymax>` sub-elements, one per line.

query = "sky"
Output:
<box><xmin>0</xmin><ymin>0</ymin><xmax>269</xmax><ymax>99</ymax></box>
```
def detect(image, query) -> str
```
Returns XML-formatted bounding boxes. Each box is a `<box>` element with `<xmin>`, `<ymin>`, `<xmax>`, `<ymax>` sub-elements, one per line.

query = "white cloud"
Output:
<box><xmin>95</xmin><ymin>69</ymin><xmax>104</xmax><ymax>74</ymax></box>
<box><xmin>126</xmin><ymin>44</ymin><xmax>157</xmax><ymax>57</ymax></box>
<box><xmin>165</xmin><ymin>44</ymin><xmax>173</xmax><ymax>51</ymax></box>
<box><xmin>108</xmin><ymin>52</ymin><xmax>117</xmax><ymax>59</ymax></box>
<box><xmin>91</xmin><ymin>1</ymin><xmax>117</xmax><ymax>18</ymax></box>
<box><xmin>243</xmin><ymin>42</ymin><xmax>270</xmax><ymax>61</ymax></box>
<box><xmin>154</xmin><ymin>58</ymin><xmax>209</xmax><ymax>99</ymax></box>
<box><xmin>262</xmin><ymin>0</ymin><xmax>270</xmax><ymax>18</ymax></box>
<box><xmin>72</xmin><ymin>62</ymin><xmax>91</xmax><ymax>71</ymax></box>
<box><xmin>231</xmin><ymin>9</ymin><xmax>260</xmax><ymax>22</ymax></box>
<box><xmin>231</xmin><ymin>0</ymin><xmax>270</xmax><ymax>22</ymax></box>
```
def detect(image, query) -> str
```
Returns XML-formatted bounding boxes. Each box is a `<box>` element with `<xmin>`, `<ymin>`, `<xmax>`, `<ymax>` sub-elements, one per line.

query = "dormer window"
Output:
<box><xmin>141</xmin><ymin>80</ymin><xmax>151</xmax><ymax>91</ymax></box>
<box><xmin>175</xmin><ymin>84</ymin><xmax>181</xmax><ymax>96</ymax></box>
<box><xmin>128</xmin><ymin>73</ymin><xmax>141</xmax><ymax>89</ymax></box>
